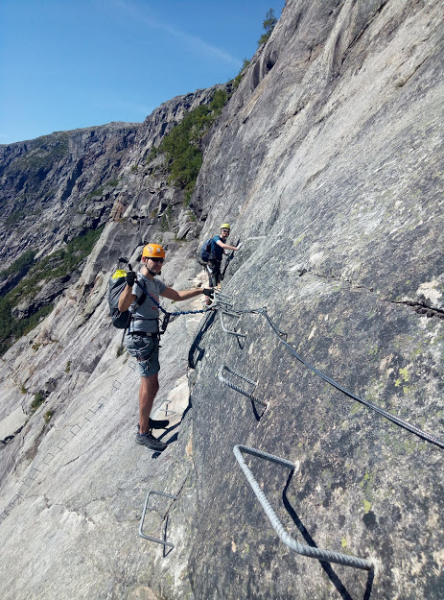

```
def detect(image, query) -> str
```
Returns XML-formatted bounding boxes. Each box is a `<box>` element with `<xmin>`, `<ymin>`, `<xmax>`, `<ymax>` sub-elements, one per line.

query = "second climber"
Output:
<box><xmin>203</xmin><ymin>224</ymin><xmax>241</xmax><ymax>303</ymax></box>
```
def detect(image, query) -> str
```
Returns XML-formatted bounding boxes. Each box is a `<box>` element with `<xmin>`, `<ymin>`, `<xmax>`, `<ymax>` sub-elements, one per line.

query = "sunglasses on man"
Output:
<box><xmin>149</xmin><ymin>257</ymin><xmax>164</xmax><ymax>264</ymax></box>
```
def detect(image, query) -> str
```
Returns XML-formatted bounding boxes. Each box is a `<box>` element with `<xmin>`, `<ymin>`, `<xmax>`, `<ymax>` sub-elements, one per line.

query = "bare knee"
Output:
<box><xmin>140</xmin><ymin>374</ymin><xmax>159</xmax><ymax>396</ymax></box>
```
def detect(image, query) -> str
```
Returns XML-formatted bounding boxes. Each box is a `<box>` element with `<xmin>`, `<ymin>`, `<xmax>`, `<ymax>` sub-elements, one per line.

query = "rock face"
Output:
<box><xmin>1</xmin><ymin>1</ymin><xmax>444</xmax><ymax>599</ymax></box>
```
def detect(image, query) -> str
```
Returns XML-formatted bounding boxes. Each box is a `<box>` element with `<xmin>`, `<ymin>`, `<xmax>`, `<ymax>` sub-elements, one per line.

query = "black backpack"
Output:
<box><xmin>200</xmin><ymin>237</ymin><xmax>214</xmax><ymax>262</ymax></box>
<box><xmin>108</xmin><ymin>269</ymin><xmax>146</xmax><ymax>329</ymax></box>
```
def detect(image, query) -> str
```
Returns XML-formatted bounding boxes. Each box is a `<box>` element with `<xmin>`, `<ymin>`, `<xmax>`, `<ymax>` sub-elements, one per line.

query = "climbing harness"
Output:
<box><xmin>234</xmin><ymin>445</ymin><xmax>373</xmax><ymax>571</ymax></box>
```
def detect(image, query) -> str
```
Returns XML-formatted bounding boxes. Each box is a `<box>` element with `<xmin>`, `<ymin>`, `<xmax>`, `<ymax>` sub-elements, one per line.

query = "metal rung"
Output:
<box><xmin>214</xmin><ymin>290</ymin><xmax>231</xmax><ymax>301</ymax></box>
<box><xmin>90</xmin><ymin>399</ymin><xmax>105</xmax><ymax>413</ymax></box>
<box><xmin>220</xmin><ymin>311</ymin><xmax>247</xmax><ymax>338</ymax></box>
<box><xmin>17</xmin><ymin>484</ymin><xmax>29</xmax><ymax>498</ymax></box>
<box><xmin>27</xmin><ymin>468</ymin><xmax>40</xmax><ymax>481</ymax></box>
<box><xmin>233</xmin><ymin>445</ymin><xmax>373</xmax><ymax>571</ymax></box>
<box><xmin>4</xmin><ymin>496</ymin><xmax>19</xmax><ymax>514</ymax></box>
<box><xmin>213</xmin><ymin>291</ymin><xmax>234</xmax><ymax>311</ymax></box>
<box><xmin>218</xmin><ymin>365</ymin><xmax>266</xmax><ymax>407</ymax></box>
<box><xmin>223</xmin><ymin>309</ymin><xmax>240</xmax><ymax>316</ymax></box>
<box><xmin>139</xmin><ymin>490</ymin><xmax>178</xmax><ymax>548</ymax></box>
<box><xmin>215</xmin><ymin>301</ymin><xmax>234</xmax><ymax>311</ymax></box>
<box><xmin>157</xmin><ymin>402</ymin><xmax>177</xmax><ymax>418</ymax></box>
<box><xmin>42</xmin><ymin>453</ymin><xmax>55</xmax><ymax>465</ymax></box>
<box><xmin>84</xmin><ymin>410</ymin><xmax>96</xmax><ymax>422</ymax></box>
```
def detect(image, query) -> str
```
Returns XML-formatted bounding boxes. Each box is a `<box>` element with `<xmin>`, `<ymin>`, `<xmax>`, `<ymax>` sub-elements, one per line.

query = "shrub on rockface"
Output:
<box><xmin>0</xmin><ymin>302</ymin><xmax>54</xmax><ymax>356</ymax></box>
<box><xmin>0</xmin><ymin>249</ymin><xmax>36</xmax><ymax>281</ymax></box>
<box><xmin>6</xmin><ymin>227</ymin><xmax>104</xmax><ymax>305</ymax></box>
<box><xmin>233</xmin><ymin>59</ymin><xmax>251</xmax><ymax>88</ymax></box>
<box><xmin>258</xmin><ymin>8</ymin><xmax>278</xmax><ymax>46</ymax></box>
<box><xmin>30</xmin><ymin>392</ymin><xmax>46</xmax><ymax>413</ymax></box>
<box><xmin>150</xmin><ymin>89</ymin><xmax>228</xmax><ymax>205</ymax></box>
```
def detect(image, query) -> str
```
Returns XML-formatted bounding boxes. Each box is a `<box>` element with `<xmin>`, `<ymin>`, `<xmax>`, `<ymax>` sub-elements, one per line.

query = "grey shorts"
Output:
<box><xmin>125</xmin><ymin>333</ymin><xmax>160</xmax><ymax>378</ymax></box>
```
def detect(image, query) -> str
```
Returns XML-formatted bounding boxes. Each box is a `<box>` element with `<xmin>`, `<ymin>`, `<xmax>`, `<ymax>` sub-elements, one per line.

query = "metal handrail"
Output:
<box><xmin>233</xmin><ymin>444</ymin><xmax>373</xmax><ymax>571</ymax></box>
<box><xmin>139</xmin><ymin>490</ymin><xmax>178</xmax><ymax>548</ymax></box>
<box><xmin>218</xmin><ymin>365</ymin><xmax>266</xmax><ymax>407</ymax></box>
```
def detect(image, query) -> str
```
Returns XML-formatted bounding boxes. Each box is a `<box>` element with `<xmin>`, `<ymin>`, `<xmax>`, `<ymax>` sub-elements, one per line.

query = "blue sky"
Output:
<box><xmin>0</xmin><ymin>0</ymin><xmax>285</xmax><ymax>144</ymax></box>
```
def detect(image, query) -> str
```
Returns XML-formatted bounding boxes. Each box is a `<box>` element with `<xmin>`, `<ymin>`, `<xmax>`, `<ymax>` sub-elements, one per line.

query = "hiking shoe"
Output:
<box><xmin>136</xmin><ymin>432</ymin><xmax>167</xmax><ymax>451</ymax></box>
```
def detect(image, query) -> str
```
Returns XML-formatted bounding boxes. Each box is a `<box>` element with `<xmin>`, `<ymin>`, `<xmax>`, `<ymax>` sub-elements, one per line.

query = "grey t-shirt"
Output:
<box><xmin>129</xmin><ymin>273</ymin><xmax>167</xmax><ymax>333</ymax></box>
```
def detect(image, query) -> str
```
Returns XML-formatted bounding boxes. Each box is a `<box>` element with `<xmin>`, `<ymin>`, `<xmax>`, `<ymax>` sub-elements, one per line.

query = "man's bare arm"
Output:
<box><xmin>161</xmin><ymin>287</ymin><xmax>206</xmax><ymax>302</ymax></box>
<box><xmin>216</xmin><ymin>240</ymin><xmax>239</xmax><ymax>251</ymax></box>
<box><xmin>118</xmin><ymin>286</ymin><xmax>137</xmax><ymax>311</ymax></box>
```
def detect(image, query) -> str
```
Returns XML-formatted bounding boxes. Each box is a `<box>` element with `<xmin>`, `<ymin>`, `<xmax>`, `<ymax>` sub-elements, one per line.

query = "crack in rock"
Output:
<box><xmin>301</xmin><ymin>269</ymin><xmax>444</xmax><ymax>320</ymax></box>
<box><xmin>395</xmin><ymin>300</ymin><xmax>444</xmax><ymax>320</ymax></box>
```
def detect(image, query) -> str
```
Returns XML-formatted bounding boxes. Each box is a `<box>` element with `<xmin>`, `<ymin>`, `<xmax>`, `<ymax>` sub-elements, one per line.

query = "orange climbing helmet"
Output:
<box><xmin>142</xmin><ymin>244</ymin><xmax>165</xmax><ymax>259</ymax></box>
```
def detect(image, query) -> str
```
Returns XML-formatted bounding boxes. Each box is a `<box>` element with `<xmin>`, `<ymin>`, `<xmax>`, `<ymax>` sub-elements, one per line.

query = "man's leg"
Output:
<box><xmin>214</xmin><ymin>262</ymin><xmax>221</xmax><ymax>287</ymax></box>
<box><xmin>139</xmin><ymin>373</ymin><xmax>159</xmax><ymax>434</ymax></box>
<box><xmin>127</xmin><ymin>336</ymin><xmax>167</xmax><ymax>451</ymax></box>
<box><xmin>205</xmin><ymin>263</ymin><xmax>216</xmax><ymax>305</ymax></box>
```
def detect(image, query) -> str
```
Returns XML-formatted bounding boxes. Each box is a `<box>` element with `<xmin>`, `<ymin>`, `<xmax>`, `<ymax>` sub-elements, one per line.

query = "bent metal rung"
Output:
<box><xmin>218</xmin><ymin>365</ymin><xmax>266</xmax><ymax>407</ymax></box>
<box><xmin>214</xmin><ymin>290</ymin><xmax>232</xmax><ymax>302</ymax></box>
<box><xmin>220</xmin><ymin>311</ymin><xmax>247</xmax><ymax>338</ymax></box>
<box><xmin>139</xmin><ymin>490</ymin><xmax>178</xmax><ymax>548</ymax></box>
<box><xmin>233</xmin><ymin>445</ymin><xmax>373</xmax><ymax>571</ymax></box>
<box><xmin>213</xmin><ymin>290</ymin><xmax>234</xmax><ymax>310</ymax></box>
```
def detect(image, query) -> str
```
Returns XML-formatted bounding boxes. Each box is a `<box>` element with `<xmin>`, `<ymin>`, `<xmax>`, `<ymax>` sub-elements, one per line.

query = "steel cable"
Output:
<box><xmin>232</xmin><ymin>306</ymin><xmax>444</xmax><ymax>450</ymax></box>
<box><xmin>136</xmin><ymin>281</ymin><xmax>212</xmax><ymax>317</ymax></box>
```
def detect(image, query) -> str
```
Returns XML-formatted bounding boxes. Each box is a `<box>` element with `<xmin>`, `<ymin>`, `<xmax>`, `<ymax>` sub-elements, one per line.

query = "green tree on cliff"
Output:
<box><xmin>258</xmin><ymin>8</ymin><xmax>278</xmax><ymax>46</ymax></box>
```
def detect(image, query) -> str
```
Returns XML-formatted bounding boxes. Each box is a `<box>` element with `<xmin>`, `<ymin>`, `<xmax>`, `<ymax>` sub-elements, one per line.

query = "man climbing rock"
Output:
<box><xmin>118</xmin><ymin>243</ymin><xmax>213</xmax><ymax>451</ymax></box>
<box><xmin>203</xmin><ymin>224</ymin><xmax>241</xmax><ymax>304</ymax></box>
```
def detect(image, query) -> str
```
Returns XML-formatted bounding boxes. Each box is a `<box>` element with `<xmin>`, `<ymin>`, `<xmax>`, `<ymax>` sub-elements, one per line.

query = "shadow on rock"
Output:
<box><xmin>283</xmin><ymin>473</ymin><xmax>374</xmax><ymax>600</ymax></box>
<box><xmin>188</xmin><ymin>310</ymin><xmax>217</xmax><ymax>369</ymax></box>
<box><xmin>250</xmin><ymin>398</ymin><xmax>267</xmax><ymax>422</ymax></box>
